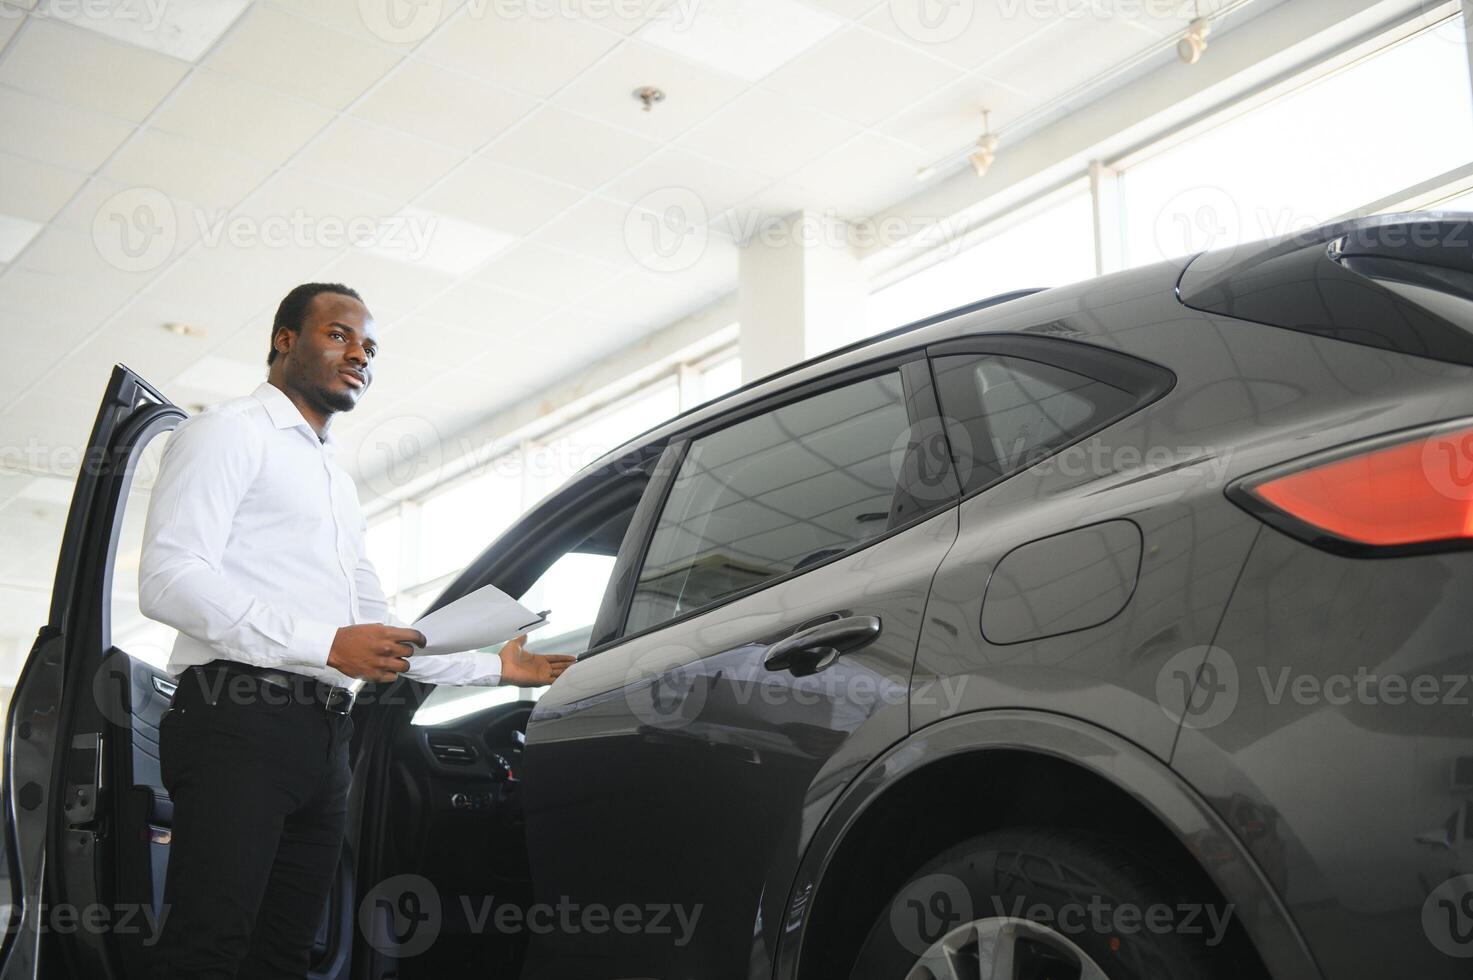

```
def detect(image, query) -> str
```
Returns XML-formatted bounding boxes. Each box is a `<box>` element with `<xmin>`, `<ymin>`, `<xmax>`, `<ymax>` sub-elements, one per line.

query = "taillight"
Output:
<box><xmin>1230</xmin><ymin>423</ymin><xmax>1473</xmax><ymax>555</ymax></box>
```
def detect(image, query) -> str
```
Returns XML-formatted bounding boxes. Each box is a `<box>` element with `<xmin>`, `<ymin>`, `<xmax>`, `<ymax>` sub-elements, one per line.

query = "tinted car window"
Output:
<box><xmin>625</xmin><ymin>372</ymin><xmax>911</xmax><ymax>633</ymax></box>
<box><xmin>932</xmin><ymin>354</ymin><xmax>1137</xmax><ymax>493</ymax></box>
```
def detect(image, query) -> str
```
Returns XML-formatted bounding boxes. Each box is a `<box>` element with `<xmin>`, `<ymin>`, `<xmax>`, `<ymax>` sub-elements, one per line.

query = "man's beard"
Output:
<box><xmin>317</xmin><ymin>383</ymin><xmax>357</xmax><ymax>413</ymax></box>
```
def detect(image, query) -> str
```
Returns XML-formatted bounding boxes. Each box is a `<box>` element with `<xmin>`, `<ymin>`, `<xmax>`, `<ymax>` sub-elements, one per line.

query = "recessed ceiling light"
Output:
<box><xmin>163</xmin><ymin>322</ymin><xmax>207</xmax><ymax>338</ymax></box>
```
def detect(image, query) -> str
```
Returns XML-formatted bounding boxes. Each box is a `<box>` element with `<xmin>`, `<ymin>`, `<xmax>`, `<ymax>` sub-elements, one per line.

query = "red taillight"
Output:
<box><xmin>1244</xmin><ymin>425</ymin><xmax>1473</xmax><ymax>547</ymax></box>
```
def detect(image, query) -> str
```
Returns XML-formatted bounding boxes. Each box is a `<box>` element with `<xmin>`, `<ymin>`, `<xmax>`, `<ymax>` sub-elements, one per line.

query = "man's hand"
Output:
<box><xmin>498</xmin><ymin>634</ymin><xmax>575</xmax><ymax>687</ymax></box>
<box><xmin>328</xmin><ymin>624</ymin><xmax>425</xmax><ymax>682</ymax></box>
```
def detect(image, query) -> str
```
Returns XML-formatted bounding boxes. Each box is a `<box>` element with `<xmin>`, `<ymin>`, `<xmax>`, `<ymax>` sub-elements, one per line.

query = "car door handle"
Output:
<box><xmin>762</xmin><ymin>615</ymin><xmax>882</xmax><ymax>676</ymax></box>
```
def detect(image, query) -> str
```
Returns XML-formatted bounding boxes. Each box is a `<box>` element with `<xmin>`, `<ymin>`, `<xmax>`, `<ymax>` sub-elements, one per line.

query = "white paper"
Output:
<box><xmin>410</xmin><ymin>582</ymin><xmax>550</xmax><ymax>656</ymax></box>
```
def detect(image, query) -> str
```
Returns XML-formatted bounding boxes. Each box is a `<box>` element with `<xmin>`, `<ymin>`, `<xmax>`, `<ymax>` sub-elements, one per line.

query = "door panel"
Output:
<box><xmin>522</xmin><ymin>508</ymin><xmax>957</xmax><ymax>976</ymax></box>
<box><xmin>3</xmin><ymin>366</ymin><xmax>183</xmax><ymax>980</ymax></box>
<box><xmin>521</xmin><ymin>359</ymin><xmax>960</xmax><ymax>977</ymax></box>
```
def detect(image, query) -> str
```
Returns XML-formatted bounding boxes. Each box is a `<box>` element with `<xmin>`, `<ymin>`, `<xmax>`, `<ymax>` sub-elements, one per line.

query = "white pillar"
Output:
<box><xmin>737</xmin><ymin>211</ymin><xmax>869</xmax><ymax>383</ymax></box>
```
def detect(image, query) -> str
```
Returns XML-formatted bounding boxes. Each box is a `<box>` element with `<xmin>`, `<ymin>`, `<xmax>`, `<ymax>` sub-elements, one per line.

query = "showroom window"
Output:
<box><xmin>624</xmin><ymin>371</ymin><xmax>913</xmax><ymax>634</ymax></box>
<box><xmin>1119</xmin><ymin>15</ymin><xmax>1473</xmax><ymax>267</ymax></box>
<box><xmin>867</xmin><ymin>189</ymin><xmax>1096</xmax><ymax>334</ymax></box>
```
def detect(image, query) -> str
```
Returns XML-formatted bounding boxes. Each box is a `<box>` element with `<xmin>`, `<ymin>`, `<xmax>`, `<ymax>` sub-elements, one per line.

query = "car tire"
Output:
<box><xmin>849</xmin><ymin>828</ymin><xmax>1224</xmax><ymax>980</ymax></box>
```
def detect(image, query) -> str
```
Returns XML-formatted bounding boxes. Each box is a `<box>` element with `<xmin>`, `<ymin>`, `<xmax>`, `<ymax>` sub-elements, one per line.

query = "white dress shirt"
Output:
<box><xmin>138</xmin><ymin>381</ymin><xmax>502</xmax><ymax>689</ymax></box>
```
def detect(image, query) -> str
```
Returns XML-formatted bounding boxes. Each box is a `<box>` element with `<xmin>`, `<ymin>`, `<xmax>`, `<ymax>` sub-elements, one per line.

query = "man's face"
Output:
<box><xmin>274</xmin><ymin>292</ymin><xmax>378</xmax><ymax>414</ymax></box>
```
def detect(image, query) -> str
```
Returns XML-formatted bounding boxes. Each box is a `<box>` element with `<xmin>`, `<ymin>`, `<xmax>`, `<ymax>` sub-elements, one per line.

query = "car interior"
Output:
<box><xmin>349</xmin><ymin>453</ymin><xmax>653</xmax><ymax>979</ymax></box>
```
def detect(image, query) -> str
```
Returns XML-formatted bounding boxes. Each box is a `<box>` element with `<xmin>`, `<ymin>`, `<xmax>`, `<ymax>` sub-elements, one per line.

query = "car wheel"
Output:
<box><xmin>850</xmin><ymin>829</ymin><xmax>1222</xmax><ymax>980</ymax></box>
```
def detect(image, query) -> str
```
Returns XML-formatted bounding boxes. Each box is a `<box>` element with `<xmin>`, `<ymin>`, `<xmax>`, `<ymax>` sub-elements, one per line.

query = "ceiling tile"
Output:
<box><xmin>102</xmin><ymin>127</ymin><xmax>276</xmax><ymax>212</ymax></box>
<box><xmin>0</xmin><ymin>309</ymin><xmax>93</xmax><ymax>396</ymax></box>
<box><xmin>551</xmin><ymin>40</ymin><xmax>746</xmax><ymax>141</ymax></box>
<box><xmin>418</xmin><ymin>9</ymin><xmax>620</xmax><ymax>96</ymax></box>
<box><xmin>604</xmin><ymin>146</ymin><xmax>769</xmax><ymax>216</ymax></box>
<box><xmin>419</xmin><ymin>157</ymin><xmax>584</xmax><ymax>236</ymax></box>
<box><xmin>0</xmin><ymin>11</ymin><xmax>21</xmax><ymax>49</ymax></box>
<box><xmin>150</xmin><ymin>69</ymin><xmax>334</xmax><ymax>168</ymax></box>
<box><xmin>236</xmin><ymin>169</ymin><xmax>408</xmax><ymax>229</ymax></box>
<box><xmin>267</xmin><ymin>0</ymin><xmax>467</xmax><ymax>49</ymax></box>
<box><xmin>17</xmin><ymin>222</ymin><xmax>162</xmax><ymax>298</ymax></box>
<box><xmin>416</xmin><ymin>281</ymin><xmax>557</xmax><ymax>334</ymax></box>
<box><xmin>0</xmin><ymin>265</ymin><xmax>134</xmax><ymax>331</ymax></box>
<box><xmin>0</xmin><ymin>86</ymin><xmax>135</xmax><ymax>170</ymax></box>
<box><xmin>0</xmin><ymin>18</ymin><xmax>188</xmax><ymax>121</ymax></box>
<box><xmin>352</xmin><ymin>59</ymin><xmax>537</xmax><ymax>151</ymax></box>
<box><xmin>206</xmin><ymin>4</ymin><xmax>401</xmax><ymax>109</ymax></box>
<box><xmin>635</xmin><ymin>0</ymin><xmax>841</xmax><ymax>81</ymax></box>
<box><xmin>361</xmin><ymin>207</ymin><xmax>518</xmax><ymax>277</ymax></box>
<box><xmin>145</xmin><ymin>241</ymin><xmax>341</xmax><ymax>334</ymax></box>
<box><xmin>762</xmin><ymin>26</ymin><xmax>963</xmax><ymax>126</ymax></box>
<box><xmin>36</xmin><ymin>0</ymin><xmax>249</xmax><ymax>61</ymax></box>
<box><xmin>529</xmin><ymin>195</ymin><xmax>654</xmax><ymax>268</ymax></box>
<box><xmin>861</xmin><ymin>0</ymin><xmax>1053</xmax><ymax>70</ymax></box>
<box><xmin>482</xmin><ymin>105</ymin><xmax>660</xmax><ymax>191</ymax></box>
<box><xmin>0</xmin><ymin>152</ymin><xmax>88</xmax><ymax>223</ymax></box>
<box><xmin>677</xmin><ymin>86</ymin><xmax>861</xmax><ymax>179</ymax></box>
<box><xmin>787</xmin><ymin>129</ymin><xmax>922</xmax><ymax>218</ymax></box>
<box><xmin>981</xmin><ymin>14</ymin><xmax>1147</xmax><ymax>95</ymax></box>
<box><xmin>0</xmin><ymin>213</ymin><xmax>41</xmax><ymax>261</ymax></box>
<box><xmin>168</xmin><ymin>352</ymin><xmax>267</xmax><ymax>398</ymax></box>
<box><xmin>318</xmin><ymin>249</ymin><xmax>456</xmax><ymax>325</ymax></box>
<box><xmin>799</xmin><ymin>0</ymin><xmax>880</xmax><ymax>20</ymax></box>
<box><xmin>472</xmin><ymin>242</ymin><xmax>623</xmax><ymax>301</ymax></box>
<box><xmin>294</xmin><ymin>117</ymin><xmax>465</xmax><ymax>201</ymax></box>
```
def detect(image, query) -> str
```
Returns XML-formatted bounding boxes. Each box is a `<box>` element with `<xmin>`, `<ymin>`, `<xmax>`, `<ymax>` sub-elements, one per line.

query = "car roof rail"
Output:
<box><xmin>637</xmin><ymin>286</ymin><xmax>1048</xmax><ymax>442</ymax></box>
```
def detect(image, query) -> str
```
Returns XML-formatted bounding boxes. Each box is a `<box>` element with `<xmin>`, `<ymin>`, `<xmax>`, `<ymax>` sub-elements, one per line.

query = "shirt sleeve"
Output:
<box><xmin>137</xmin><ymin>411</ymin><xmax>339</xmax><ymax>670</ymax></box>
<box><xmin>351</xmin><ymin>503</ymin><xmax>503</xmax><ymax>687</ymax></box>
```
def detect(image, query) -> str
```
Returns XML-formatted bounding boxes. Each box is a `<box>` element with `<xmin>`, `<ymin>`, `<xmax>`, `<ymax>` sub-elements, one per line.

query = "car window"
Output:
<box><xmin>624</xmin><ymin>371</ymin><xmax>913</xmax><ymax>634</ymax></box>
<box><xmin>111</xmin><ymin>428</ymin><xmax>180</xmax><ymax>669</ymax></box>
<box><xmin>411</xmin><ymin>488</ymin><xmax>641</xmax><ymax>724</ymax></box>
<box><xmin>931</xmin><ymin>354</ymin><xmax>1138</xmax><ymax>494</ymax></box>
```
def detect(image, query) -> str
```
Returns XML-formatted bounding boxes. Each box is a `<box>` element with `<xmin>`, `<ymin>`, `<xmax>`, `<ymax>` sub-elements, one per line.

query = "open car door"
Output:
<box><xmin>0</xmin><ymin>365</ymin><xmax>187</xmax><ymax>979</ymax></box>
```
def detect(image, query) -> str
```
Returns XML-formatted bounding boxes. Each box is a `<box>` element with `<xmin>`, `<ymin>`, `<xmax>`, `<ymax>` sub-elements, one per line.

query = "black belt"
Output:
<box><xmin>189</xmin><ymin>660</ymin><xmax>357</xmax><ymax>715</ymax></box>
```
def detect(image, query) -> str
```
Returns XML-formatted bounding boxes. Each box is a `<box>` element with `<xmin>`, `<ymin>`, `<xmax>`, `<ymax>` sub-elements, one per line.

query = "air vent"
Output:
<box><xmin>427</xmin><ymin>733</ymin><xmax>478</xmax><ymax>766</ymax></box>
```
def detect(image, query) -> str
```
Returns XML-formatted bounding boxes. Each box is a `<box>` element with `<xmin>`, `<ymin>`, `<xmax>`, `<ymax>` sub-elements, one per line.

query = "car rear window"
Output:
<box><xmin>931</xmin><ymin>354</ymin><xmax>1140</xmax><ymax>494</ymax></box>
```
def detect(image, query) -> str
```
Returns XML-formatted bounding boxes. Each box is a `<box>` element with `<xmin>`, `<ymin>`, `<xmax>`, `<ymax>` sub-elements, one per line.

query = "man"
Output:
<box><xmin>137</xmin><ymin>282</ymin><xmax>574</xmax><ymax>979</ymax></box>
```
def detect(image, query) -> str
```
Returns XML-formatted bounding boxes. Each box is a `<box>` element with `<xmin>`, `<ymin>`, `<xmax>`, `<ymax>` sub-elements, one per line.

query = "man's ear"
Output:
<box><xmin>272</xmin><ymin>327</ymin><xmax>291</xmax><ymax>358</ymax></box>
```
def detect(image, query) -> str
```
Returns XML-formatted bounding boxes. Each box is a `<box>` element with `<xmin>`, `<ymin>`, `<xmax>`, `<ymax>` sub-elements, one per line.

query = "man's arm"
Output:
<box><xmin>352</xmin><ymin>516</ymin><xmax>574</xmax><ymax>687</ymax></box>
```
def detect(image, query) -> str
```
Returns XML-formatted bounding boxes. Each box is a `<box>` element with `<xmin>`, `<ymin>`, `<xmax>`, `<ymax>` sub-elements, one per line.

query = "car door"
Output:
<box><xmin>0</xmin><ymin>366</ymin><xmax>360</xmax><ymax>980</ymax></box>
<box><xmin>520</xmin><ymin>354</ymin><xmax>960</xmax><ymax>978</ymax></box>
<box><xmin>1</xmin><ymin>365</ymin><xmax>185</xmax><ymax>980</ymax></box>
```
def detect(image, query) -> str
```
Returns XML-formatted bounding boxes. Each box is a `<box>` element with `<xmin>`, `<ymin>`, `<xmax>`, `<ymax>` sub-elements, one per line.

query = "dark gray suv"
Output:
<box><xmin>6</xmin><ymin>212</ymin><xmax>1472</xmax><ymax>980</ymax></box>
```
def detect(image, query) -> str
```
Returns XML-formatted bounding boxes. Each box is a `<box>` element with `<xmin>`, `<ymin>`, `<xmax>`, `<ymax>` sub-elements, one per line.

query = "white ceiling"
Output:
<box><xmin>0</xmin><ymin>0</ymin><xmax>1226</xmax><ymax>655</ymax></box>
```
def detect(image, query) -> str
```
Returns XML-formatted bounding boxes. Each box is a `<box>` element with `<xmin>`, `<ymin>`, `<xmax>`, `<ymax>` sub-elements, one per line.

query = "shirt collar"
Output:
<box><xmin>251</xmin><ymin>382</ymin><xmax>336</xmax><ymax>451</ymax></box>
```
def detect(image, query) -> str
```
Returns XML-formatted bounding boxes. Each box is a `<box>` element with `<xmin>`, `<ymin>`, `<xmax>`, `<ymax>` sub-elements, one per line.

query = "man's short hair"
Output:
<box><xmin>267</xmin><ymin>283</ymin><xmax>364</xmax><ymax>365</ymax></box>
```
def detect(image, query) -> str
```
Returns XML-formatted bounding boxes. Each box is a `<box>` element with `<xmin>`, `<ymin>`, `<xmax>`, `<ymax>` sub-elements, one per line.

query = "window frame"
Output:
<box><xmin>924</xmin><ymin>333</ymin><xmax>1177</xmax><ymax>506</ymax></box>
<box><xmin>585</xmin><ymin>349</ymin><xmax>955</xmax><ymax>658</ymax></box>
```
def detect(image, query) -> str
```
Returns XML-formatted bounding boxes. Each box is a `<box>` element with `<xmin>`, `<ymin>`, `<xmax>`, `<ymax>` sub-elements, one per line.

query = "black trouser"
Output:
<box><xmin>151</xmin><ymin>663</ymin><xmax>354</xmax><ymax>979</ymax></box>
